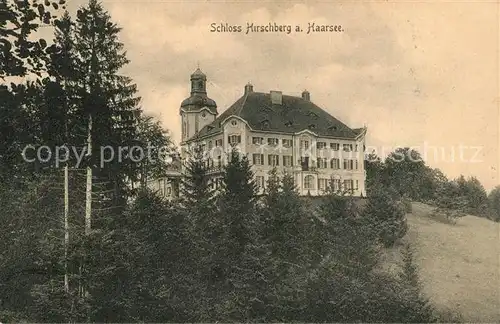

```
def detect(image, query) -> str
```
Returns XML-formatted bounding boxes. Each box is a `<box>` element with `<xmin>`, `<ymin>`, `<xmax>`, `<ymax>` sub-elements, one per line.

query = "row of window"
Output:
<box><xmin>199</xmin><ymin>139</ymin><xmax>224</xmax><ymax>151</ymax></box>
<box><xmin>255</xmin><ymin>176</ymin><xmax>359</xmax><ymax>191</ymax></box>
<box><xmin>252</xmin><ymin>137</ymin><xmax>358</xmax><ymax>152</ymax></box>
<box><xmin>200</xmin><ymin>136</ymin><xmax>359</xmax><ymax>152</ymax></box>
<box><xmin>252</xmin><ymin>154</ymin><xmax>359</xmax><ymax>170</ymax></box>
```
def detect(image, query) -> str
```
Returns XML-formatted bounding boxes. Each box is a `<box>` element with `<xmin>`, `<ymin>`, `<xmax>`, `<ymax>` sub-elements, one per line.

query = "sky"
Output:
<box><xmin>60</xmin><ymin>0</ymin><xmax>499</xmax><ymax>191</ymax></box>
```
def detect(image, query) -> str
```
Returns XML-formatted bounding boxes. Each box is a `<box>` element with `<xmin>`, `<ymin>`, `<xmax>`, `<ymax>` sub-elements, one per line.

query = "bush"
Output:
<box><xmin>431</xmin><ymin>207</ymin><xmax>465</xmax><ymax>225</ymax></box>
<box><xmin>364</xmin><ymin>186</ymin><xmax>408</xmax><ymax>248</ymax></box>
<box><xmin>402</xmin><ymin>196</ymin><xmax>413</xmax><ymax>213</ymax></box>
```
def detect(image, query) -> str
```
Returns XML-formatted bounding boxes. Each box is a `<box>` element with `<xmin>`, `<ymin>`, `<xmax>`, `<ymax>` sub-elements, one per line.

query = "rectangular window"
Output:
<box><xmin>355</xmin><ymin>180</ymin><xmax>359</xmax><ymax>190</ymax></box>
<box><xmin>301</xmin><ymin>156</ymin><xmax>310</xmax><ymax>171</ymax></box>
<box><xmin>256</xmin><ymin>176</ymin><xmax>265</xmax><ymax>189</ymax></box>
<box><xmin>343</xmin><ymin>144</ymin><xmax>353</xmax><ymax>152</ymax></box>
<box><xmin>252</xmin><ymin>153</ymin><xmax>264</xmax><ymax>165</ymax></box>
<box><xmin>159</xmin><ymin>180</ymin><xmax>165</xmax><ymax>196</ymax></box>
<box><xmin>215</xmin><ymin>139</ymin><xmax>222</xmax><ymax>147</ymax></box>
<box><xmin>300</xmin><ymin>140</ymin><xmax>309</xmax><ymax>150</ymax></box>
<box><xmin>217</xmin><ymin>155</ymin><xmax>222</xmax><ymax>167</ymax></box>
<box><xmin>331</xmin><ymin>143</ymin><xmax>339</xmax><ymax>151</ymax></box>
<box><xmin>341</xmin><ymin>179</ymin><xmax>354</xmax><ymax>194</ymax></box>
<box><xmin>304</xmin><ymin>175</ymin><xmax>314</xmax><ymax>189</ymax></box>
<box><xmin>267</xmin><ymin>138</ymin><xmax>279</xmax><ymax>146</ymax></box>
<box><xmin>343</xmin><ymin>159</ymin><xmax>355</xmax><ymax>170</ymax></box>
<box><xmin>283</xmin><ymin>155</ymin><xmax>293</xmax><ymax>167</ymax></box>
<box><xmin>228</xmin><ymin>135</ymin><xmax>241</xmax><ymax>145</ymax></box>
<box><xmin>268</xmin><ymin>154</ymin><xmax>279</xmax><ymax>166</ymax></box>
<box><xmin>317</xmin><ymin>158</ymin><xmax>328</xmax><ymax>169</ymax></box>
<box><xmin>208</xmin><ymin>141</ymin><xmax>213</xmax><ymax>149</ymax></box>
<box><xmin>355</xmin><ymin>160</ymin><xmax>359</xmax><ymax>170</ymax></box>
<box><xmin>330</xmin><ymin>158</ymin><xmax>340</xmax><ymax>169</ymax></box>
<box><xmin>355</xmin><ymin>144</ymin><xmax>359</xmax><ymax>152</ymax></box>
<box><xmin>318</xmin><ymin>178</ymin><xmax>327</xmax><ymax>191</ymax></box>
<box><xmin>317</xmin><ymin>142</ymin><xmax>327</xmax><ymax>149</ymax></box>
<box><xmin>333</xmin><ymin>179</ymin><xmax>340</xmax><ymax>191</ymax></box>
<box><xmin>252</xmin><ymin>137</ymin><xmax>263</xmax><ymax>145</ymax></box>
<box><xmin>166</xmin><ymin>187</ymin><xmax>172</xmax><ymax>196</ymax></box>
<box><xmin>282</xmin><ymin>139</ymin><xmax>293</xmax><ymax>148</ymax></box>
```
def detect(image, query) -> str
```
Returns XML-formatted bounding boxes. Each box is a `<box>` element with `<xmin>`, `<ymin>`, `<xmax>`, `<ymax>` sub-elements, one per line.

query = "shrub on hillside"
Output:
<box><xmin>363</xmin><ymin>185</ymin><xmax>408</xmax><ymax>248</ymax></box>
<box><xmin>396</xmin><ymin>243</ymin><xmax>436</xmax><ymax>322</ymax></box>
<box><xmin>487</xmin><ymin>186</ymin><xmax>500</xmax><ymax>222</ymax></box>
<box><xmin>402</xmin><ymin>195</ymin><xmax>413</xmax><ymax>213</ymax></box>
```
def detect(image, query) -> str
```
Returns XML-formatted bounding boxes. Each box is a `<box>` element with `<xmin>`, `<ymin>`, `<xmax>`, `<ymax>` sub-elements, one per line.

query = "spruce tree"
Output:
<box><xmin>397</xmin><ymin>243</ymin><xmax>436</xmax><ymax>322</ymax></box>
<box><xmin>260</xmin><ymin>170</ymin><xmax>311</xmax><ymax>320</ymax></box>
<box><xmin>181</xmin><ymin>145</ymin><xmax>214</xmax><ymax>207</ymax></box>
<box><xmin>67</xmin><ymin>0</ymin><xmax>142</xmax><ymax>212</ymax></box>
<box><xmin>263</xmin><ymin>170</ymin><xmax>307</xmax><ymax>266</ymax></box>
<box><xmin>363</xmin><ymin>183</ymin><xmax>408</xmax><ymax>247</ymax></box>
<box><xmin>213</xmin><ymin>147</ymin><xmax>268</xmax><ymax>321</ymax></box>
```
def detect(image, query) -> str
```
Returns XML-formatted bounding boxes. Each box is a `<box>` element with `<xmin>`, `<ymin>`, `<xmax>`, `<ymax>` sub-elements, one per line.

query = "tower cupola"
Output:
<box><xmin>190</xmin><ymin>68</ymin><xmax>207</xmax><ymax>95</ymax></box>
<box><xmin>180</xmin><ymin>67</ymin><xmax>217</xmax><ymax>112</ymax></box>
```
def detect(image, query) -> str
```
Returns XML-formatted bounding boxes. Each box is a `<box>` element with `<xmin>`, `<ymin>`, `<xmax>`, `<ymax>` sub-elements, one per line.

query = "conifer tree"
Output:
<box><xmin>262</xmin><ymin>170</ymin><xmax>307</xmax><ymax>266</ymax></box>
<box><xmin>66</xmin><ymin>0</ymin><xmax>142</xmax><ymax>210</ymax></box>
<box><xmin>213</xmin><ymin>147</ymin><xmax>269</xmax><ymax>321</ymax></box>
<box><xmin>397</xmin><ymin>243</ymin><xmax>436</xmax><ymax>322</ymax></box>
<box><xmin>363</xmin><ymin>183</ymin><xmax>408</xmax><ymax>247</ymax></box>
<box><xmin>181</xmin><ymin>145</ymin><xmax>214</xmax><ymax>208</ymax></box>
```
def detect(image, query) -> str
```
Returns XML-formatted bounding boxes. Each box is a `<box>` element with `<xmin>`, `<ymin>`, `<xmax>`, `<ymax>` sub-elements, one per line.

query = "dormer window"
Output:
<box><xmin>285</xmin><ymin>121</ymin><xmax>293</xmax><ymax>127</ymax></box>
<box><xmin>308</xmin><ymin>112</ymin><xmax>319</xmax><ymax>119</ymax></box>
<box><xmin>329</xmin><ymin>125</ymin><xmax>338</xmax><ymax>131</ymax></box>
<box><xmin>308</xmin><ymin>124</ymin><xmax>316</xmax><ymax>130</ymax></box>
<box><xmin>261</xmin><ymin>119</ymin><xmax>270</xmax><ymax>129</ymax></box>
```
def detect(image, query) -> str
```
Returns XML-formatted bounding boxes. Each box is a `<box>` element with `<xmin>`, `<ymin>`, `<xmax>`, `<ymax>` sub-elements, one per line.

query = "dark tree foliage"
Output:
<box><xmin>365</xmin><ymin>150</ymin><xmax>386</xmax><ymax>194</ymax></box>
<box><xmin>397</xmin><ymin>243</ymin><xmax>436</xmax><ymax>323</ymax></box>
<box><xmin>488</xmin><ymin>185</ymin><xmax>500</xmax><ymax>222</ymax></box>
<box><xmin>0</xmin><ymin>0</ymin><xmax>65</xmax><ymax>78</ymax></box>
<box><xmin>364</xmin><ymin>184</ymin><xmax>408</xmax><ymax>247</ymax></box>
<box><xmin>135</xmin><ymin>114</ymin><xmax>175</xmax><ymax>186</ymax></box>
<box><xmin>384</xmin><ymin>147</ymin><xmax>428</xmax><ymax>200</ymax></box>
<box><xmin>180</xmin><ymin>145</ymin><xmax>215</xmax><ymax>208</ymax></box>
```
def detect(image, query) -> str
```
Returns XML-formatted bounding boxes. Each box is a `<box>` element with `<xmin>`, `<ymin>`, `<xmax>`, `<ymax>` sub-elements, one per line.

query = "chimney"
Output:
<box><xmin>270</xmin><ymin>90</ymin><xmax>282</xmax><ymax>105</ymax></box>
<box><xmin>244</xmin><ymin>82</ymin><xmax>253</xmax><ymax>94</ymax></box>
<box><xmin>302</xmin><ymin>89</ymin><xmax>310</xmax><ymax>101</ymax></box>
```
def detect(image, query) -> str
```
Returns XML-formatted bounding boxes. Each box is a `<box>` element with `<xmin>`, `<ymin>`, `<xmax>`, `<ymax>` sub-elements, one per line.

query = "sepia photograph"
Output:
<box><xmin>1</xmin><ymin>0</ymin><xmax>499</xmax><ymax>322</ymax></box>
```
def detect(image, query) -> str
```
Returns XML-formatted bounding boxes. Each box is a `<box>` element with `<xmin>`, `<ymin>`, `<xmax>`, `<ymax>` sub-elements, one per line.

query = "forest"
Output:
<box><xmin>1</xmin><ymin>0</ymin><xmax>499</xmax><ymax>322</ymax></box>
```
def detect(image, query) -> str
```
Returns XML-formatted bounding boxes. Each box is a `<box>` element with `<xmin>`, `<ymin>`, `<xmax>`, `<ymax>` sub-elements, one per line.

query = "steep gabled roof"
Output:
<box><xmin>189</xmin><ymin>91</ymin><xmax>361</xmax><ymax>141</ymax></box>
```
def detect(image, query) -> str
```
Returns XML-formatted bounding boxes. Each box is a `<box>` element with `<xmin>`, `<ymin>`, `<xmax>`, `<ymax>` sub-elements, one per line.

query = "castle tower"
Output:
<box><xmin>179</xmin><ymin>68</ymin><xmax>218</xmax><ymax>143</ymax></box>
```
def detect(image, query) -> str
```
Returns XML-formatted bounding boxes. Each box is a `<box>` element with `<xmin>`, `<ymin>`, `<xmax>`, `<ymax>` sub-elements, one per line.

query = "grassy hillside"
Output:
<box><xmin>382</xmin><ymin>202</ymin><xmax>500</xmax><ymax>322</ymax></box>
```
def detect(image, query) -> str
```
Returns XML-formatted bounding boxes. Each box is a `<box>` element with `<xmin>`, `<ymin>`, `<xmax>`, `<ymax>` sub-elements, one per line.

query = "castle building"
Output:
<box><xmin>150</xmin><ymin>68</ymin><xmax>367</xmax><ymax>199</ymax></box>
